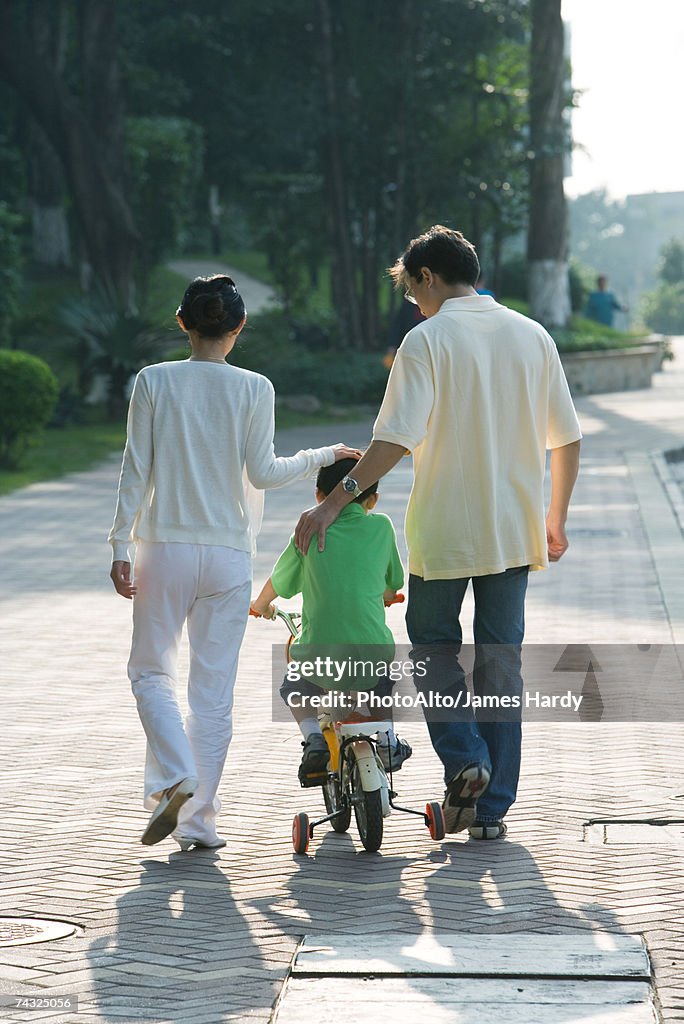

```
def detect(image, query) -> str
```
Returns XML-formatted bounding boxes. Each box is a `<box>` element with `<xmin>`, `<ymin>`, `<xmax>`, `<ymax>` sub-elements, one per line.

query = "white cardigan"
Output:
<box><xmin>108</xmin><ymin>360</ymin><xmax>335</xmax><ymax>562</ymax></box>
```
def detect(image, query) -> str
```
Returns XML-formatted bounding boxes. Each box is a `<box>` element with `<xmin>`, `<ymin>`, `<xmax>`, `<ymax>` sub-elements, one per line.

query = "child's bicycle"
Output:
<box><xmin>252</xmin><ymin>596</ymin><xmax>445</xmax><ymax>854</ymax></box>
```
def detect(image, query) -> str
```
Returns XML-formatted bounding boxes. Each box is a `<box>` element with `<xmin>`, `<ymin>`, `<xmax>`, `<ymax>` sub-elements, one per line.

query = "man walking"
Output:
<box><xmin>295</xmin><ymin>225</ymin><xmax>581</xmax><ymax>839</ymax></box>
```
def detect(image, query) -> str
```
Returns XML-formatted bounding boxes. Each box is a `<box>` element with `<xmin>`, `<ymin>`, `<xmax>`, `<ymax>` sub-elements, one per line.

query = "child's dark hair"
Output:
<box><xmin>316</xmin><ymin>458</ymin><xmax>378</xmax><ymax>503</ymax></box>
<box><xmin>177</xmin><ymin>275</ymin><xmax>246</xmax><ymax>338</ymax></box>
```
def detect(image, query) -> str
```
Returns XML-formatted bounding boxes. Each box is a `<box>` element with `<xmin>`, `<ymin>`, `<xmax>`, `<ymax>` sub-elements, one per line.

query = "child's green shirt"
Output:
<box><xmin>270</xmin><ymin>504</ymin><xmax>404</xmax><ymax>689</ymax></box>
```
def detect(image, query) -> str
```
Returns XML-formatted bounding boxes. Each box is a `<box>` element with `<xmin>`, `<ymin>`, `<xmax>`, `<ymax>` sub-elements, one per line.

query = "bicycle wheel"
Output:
<box><xmin>351</xmin><ymin>760</ymin><xmax>383</xmax><ymax>852</ymax></box>
<box><xmin>323</xmin><ymin>776</ymin><xmax>351</xmax><ymax>833</ymax></box>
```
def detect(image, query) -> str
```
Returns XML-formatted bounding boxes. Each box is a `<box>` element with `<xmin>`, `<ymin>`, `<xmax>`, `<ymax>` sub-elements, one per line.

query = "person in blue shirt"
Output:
<box><xmin>585</xmin><ymin>275</ymin><xmax>626</xmax><ymax>327</ymax></box>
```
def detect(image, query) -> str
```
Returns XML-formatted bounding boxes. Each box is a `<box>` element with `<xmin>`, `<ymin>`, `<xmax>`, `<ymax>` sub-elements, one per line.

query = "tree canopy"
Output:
<box><xmin>1</xmin><ymin>0</ymin><xmax>538</xmax><ymax>346</ymax></box>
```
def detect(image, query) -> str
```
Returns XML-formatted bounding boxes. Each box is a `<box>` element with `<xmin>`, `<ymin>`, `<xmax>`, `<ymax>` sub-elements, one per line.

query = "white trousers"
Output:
<box><xmin>128</xmin><ymin>542</ymin><xmax>251</xmax><ymax>844</ymax></box>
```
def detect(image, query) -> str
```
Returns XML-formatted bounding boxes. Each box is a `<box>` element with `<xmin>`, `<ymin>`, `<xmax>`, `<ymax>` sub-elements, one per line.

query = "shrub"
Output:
<box><xmin>163</xmin><ymin>309</ymin><xmax>388</xmax><ymax>406</ymax></box>
<box><xmin>0</xmin><ymin>349</ymin><xmax>58</xmax><ymax>468</ymax></box>
<box><xmin>59</xmin><ymin>283</ymin><xmax>169</xmax><ymax>419</ymax></box>
<box><xmin>640</xmin><ymin>283</ymin><xmax>684</xmax><ymax>335</ymax></box>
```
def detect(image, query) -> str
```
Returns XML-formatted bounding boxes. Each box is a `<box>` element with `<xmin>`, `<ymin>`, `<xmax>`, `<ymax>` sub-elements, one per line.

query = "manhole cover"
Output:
<box><xmin>0</xmin><ymin>917</ymin><xmax>77</xmax><ymax>947</ymax></box>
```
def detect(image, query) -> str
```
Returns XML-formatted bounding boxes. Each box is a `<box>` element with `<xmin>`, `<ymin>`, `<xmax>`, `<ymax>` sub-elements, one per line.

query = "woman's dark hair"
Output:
<box><xmin>388</xmin><ymin>225</ymin><xmax>480</xmax><ymax>289</ymax></box>
<box><xmin>177</xmin><ymin>275</ymin><xmax>246</xmax><ymax>338</ymax></box>
<box><xmin>316</xmin><ymin>457</ymin><xmax>378</xmax><ymax>504</ymax></box>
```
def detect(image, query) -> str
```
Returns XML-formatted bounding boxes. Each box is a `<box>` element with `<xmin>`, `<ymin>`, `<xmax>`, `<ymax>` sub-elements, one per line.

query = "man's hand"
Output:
<box><xmin>546</xmin><ymin>516</ymin><xmax>569</xmax><ymax>562</ymax></box>
<box><xmin>110</xmin><ymin>560</ymin><xmax>137</xmax><ymax>599</ymax></box>
<box><xmin>295</xmin><ymin>500</ymin><xmax>342</xmax><ymax>555</ymax></box>
<box><xmin>331</xmin><ymin>443</ymin><xmax>363</xmax><ymax>461</ymax></box>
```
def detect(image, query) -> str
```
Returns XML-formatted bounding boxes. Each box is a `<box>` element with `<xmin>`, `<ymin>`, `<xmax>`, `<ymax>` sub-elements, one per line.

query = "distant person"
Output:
<box><xmin>108</xmin><ymin>274</ymin><xmax>361</xmax><ymax>851</ymax></box>
<box><xmin>476</xmin><ymin>273</ymin><xmax>495</xmax><ymax>298</ymax></box>
<box><xmin>585</xmin><ymin>275</ymin><xmax>627</xmax><ymax>327</ymax></box>
<box><xmin>384</xmin><ymin>297</ymin><xmax>427</xmax><ymax>368</ymax></box>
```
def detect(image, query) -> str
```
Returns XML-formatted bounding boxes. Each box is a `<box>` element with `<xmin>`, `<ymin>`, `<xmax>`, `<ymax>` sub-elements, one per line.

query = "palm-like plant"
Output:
<box><xmin>59</xmin><ymin>283</ymin><xmax>171</xmax><ymax>419</ymax></box>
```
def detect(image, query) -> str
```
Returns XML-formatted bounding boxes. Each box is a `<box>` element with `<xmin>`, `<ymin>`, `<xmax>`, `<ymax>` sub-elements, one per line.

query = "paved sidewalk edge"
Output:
<box><xmin>626</xmin><ymin>450</ymin><xmax>684</xmax><ymax>644</ymax></box>
<box><xmin>653</xmin><ymin>450</ymin><xmax>684</xmax><ymax>538</ymax></box>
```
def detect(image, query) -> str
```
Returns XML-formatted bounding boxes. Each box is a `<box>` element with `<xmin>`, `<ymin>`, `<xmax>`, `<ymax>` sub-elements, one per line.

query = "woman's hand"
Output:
<box><xmin>331</xmin><ymin>443</ymin><xmax>363</xmax><ymax>462</ymax></box>
<box><xmin>110</xmin><ymin>560</ymin><xmax>137</xmax><ymax>599</ymax></box>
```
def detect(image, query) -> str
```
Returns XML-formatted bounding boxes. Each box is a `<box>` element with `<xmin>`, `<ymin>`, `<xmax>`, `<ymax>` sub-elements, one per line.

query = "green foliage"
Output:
<box><xmin>552</xmin><ymin>316</ymin><xmax>641</xmax><ymax>352</ymax></box>
<box><xmin>165</xmin><ymin>309</ymin><xmax>388</xmax><ymax>405</ymax></box>
<box><xmin>639</xmin><ymin>238</ymin><xmax>684</xmax><ymax>334</ymax></box>
<box><xmin>500</xmin><ymin>255</ymin><xmax>528</xmax><ymax>300</ymax></box>
<box><xmin>499</xmin><ymin>300</ymin><xmax>641</xmax><ymax>352</ymax></box>
<box><xmin>120</xmin><ymin>0</ymin><xmax>531</xmax><ymax>345</ymax></box>
<box><xmin>0</xmin><ymin>349</ymin><xmax>58</xmax><ymax>468</ymax></box>
<box><xmin>569</xmin><ymin>260</ymin><xmax>596</xmax><ymax>314</ymax></box>
<box><xmin>0</xmin><ymin>419</ymin><xmax>125</xmax><ymax>496</ymax></box>
<box><xmin>0</xmin><ymin>202</ymin><xmax>25</xmax><ymax>346</ymax></box>
<box><xmin>126</xmin><ymin>117</ymin><xmax>204</xmax><ymax>275</ymax></box>
<box><xmin>640</xmin><ymin>283</ymin><xmax>684</xmax><ymax>335</ymax></box>
<box><xmin>58</xmin><ymin>284</ymin><xmax>170</xmax><ymax>417</ymax></box>
<box><xmin>231</xmin><ymin>311</ymin><xmax>387</xmax><ymax>403</ymax></box>
<box><xmin>658</xmin><ymin>239</ymin><xmax>684</xmax><ymax>285</ymax></box>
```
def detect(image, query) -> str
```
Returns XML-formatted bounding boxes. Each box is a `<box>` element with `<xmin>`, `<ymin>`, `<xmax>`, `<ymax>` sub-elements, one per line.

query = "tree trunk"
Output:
<box><xmin>28</xmin><ymin>1</ymin><xmax>71</xmax><ymax>267</ymax></box>
<box><xmin>0</xmin><ymin>1</ymin><xmax>138</xmax><ymax>303</ymax></box>
<box><xmin>527</xmin><ymin>0</ymin><xmax>570</xmax><ymax>328</ymax></box>
<box><xmin>361</xmin><ymin>204</ymin><xmax>380</xmax><ymax>348</ymax></box>
<box><xmin>317</xmin><ymin>0</ymin><xmax>364</xmax><ymax>348</ymax></box>
<box><xmin>209</xmin><ymin>185</ymin><xmax>222</xmax><ymax>257</ymax></box>
<box><xmin>29</xmin><ymin>123</ymin><xmax>71</xmax><ymax>267</ymax></box>
<box><xmin>388</xmin><ymin>0</ymin><xmax>412</xmax><ymax>321</ymax></box>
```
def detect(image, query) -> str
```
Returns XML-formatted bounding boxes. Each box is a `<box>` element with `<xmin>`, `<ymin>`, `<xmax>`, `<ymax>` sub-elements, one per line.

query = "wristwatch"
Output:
<box><xmin>341</xmin><ymin>475</ymin><xmax>362</xmax><ymax>498</ymax></box>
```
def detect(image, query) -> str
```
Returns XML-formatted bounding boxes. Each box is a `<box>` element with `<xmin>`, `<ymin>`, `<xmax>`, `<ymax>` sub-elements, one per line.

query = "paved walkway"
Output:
<box><xmin>167</xmin><ymin>261</ymin><xmax>278</xmax><ymax>315</ymax></box>
<box><xmin>1</xmin><ymin>341</ymin><xmax>684</xmax><ymax>1022</ymax></box>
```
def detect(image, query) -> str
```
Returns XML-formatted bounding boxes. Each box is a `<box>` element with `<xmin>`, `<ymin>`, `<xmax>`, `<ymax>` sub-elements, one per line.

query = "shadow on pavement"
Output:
<box><xmin>87</xmin><ymin>854</ymin><xmax>275</xmax><ymax>1022</ymax></box>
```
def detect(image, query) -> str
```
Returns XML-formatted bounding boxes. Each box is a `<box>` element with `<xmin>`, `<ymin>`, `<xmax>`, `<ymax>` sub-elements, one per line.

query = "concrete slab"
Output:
<box><xmin>294</xmin><ymin>932</ymin><xmax>651</xmax><ymax>978</ymax></box>
<box><xmin>277</xmin><ymin>977</ymin><xmax>657</xmax><ymax>1024</ymax></box>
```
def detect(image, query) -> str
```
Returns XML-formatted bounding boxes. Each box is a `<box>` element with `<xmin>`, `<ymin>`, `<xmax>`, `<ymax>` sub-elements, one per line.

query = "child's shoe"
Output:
<box><xmin>376</xmin><ymin>734</ymin><xmax>412</xmax><ymax>772</ymax></box>
<box><xmin>298</xmin><ymin>733</ymin><xmax>329</xmax><ymax>787</ymax></box>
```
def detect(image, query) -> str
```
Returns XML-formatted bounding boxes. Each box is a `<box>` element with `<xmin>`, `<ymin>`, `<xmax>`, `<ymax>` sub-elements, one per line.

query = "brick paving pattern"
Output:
<box><xmin>1</xmin><ymin>340</ymin><xmax>683</xmax><ymax>1022</ymax></box>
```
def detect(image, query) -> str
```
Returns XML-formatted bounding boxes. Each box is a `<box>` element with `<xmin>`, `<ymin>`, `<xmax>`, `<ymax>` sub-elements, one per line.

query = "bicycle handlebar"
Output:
<box><xmin>250</xmin><ymin>593</ymin><xmax>404</xmax><ymax>619</ymax></box>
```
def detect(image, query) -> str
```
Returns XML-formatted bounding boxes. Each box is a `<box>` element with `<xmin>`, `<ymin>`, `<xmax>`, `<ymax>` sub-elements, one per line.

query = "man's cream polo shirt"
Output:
<box><xmin>372</xmin><ymin>295</ymin><xmax>582</xmax><ymax>580</ymax></box>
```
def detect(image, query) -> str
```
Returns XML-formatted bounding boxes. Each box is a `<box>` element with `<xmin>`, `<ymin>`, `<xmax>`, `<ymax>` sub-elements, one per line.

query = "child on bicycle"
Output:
<box><xmin>251</xmin><ymin>457</ymin><xmax>412</xmax><ymax>786</ymax></box>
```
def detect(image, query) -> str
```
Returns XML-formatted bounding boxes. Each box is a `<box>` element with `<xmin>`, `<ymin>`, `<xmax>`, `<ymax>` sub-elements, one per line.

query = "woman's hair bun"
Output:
<box><xmin>192</xmin><ymin>293</ymin><xmax>224</xmax><ymax>324</ymax></box>
<box><xmin>178</xmin><ymin>275</ymin><xmax>246</xmax><ymax>339</ymax></box>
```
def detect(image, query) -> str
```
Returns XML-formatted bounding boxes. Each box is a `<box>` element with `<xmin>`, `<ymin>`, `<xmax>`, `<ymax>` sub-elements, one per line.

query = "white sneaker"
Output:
<box><xmin>376</xmin><ymin>735</ymin><xmax>412</xmax><ymax>772</ymax></box>
<box><xmin>141</xmin><ymin>777</ymin><xmax>199</xmax><ymax>846</ymax></box>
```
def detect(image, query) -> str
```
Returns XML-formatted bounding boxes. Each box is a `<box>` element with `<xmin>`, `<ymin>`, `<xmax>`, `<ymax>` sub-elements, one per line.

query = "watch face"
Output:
<box><xmin>343</xmin><ymin>477</ymin><xmax>357</xmax><ymax>493</ymax></box>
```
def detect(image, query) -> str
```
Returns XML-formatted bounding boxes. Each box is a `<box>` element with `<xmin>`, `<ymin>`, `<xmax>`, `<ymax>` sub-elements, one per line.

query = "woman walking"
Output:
<box><xmin>109</xmin><ymin>275</ymin><xmax>359</xmax><ymax>850</ymax></box>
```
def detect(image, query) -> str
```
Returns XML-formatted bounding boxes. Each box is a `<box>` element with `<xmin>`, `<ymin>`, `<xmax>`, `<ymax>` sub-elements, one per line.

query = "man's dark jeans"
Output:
<box><xmin>406</xmin><ymin>566</ymin><xmax>529</xmax><ymax>823</ymax></box>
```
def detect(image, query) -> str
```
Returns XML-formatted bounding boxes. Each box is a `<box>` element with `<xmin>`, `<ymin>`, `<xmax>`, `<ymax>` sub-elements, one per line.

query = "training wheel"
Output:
<box><xmin>292</xmin><ymin>811</ymin><xmax>310</xmax><ymax>854</ymax></box>
<box><xmin>426</xmin><ymin>801</ymin><xmax>446</xmax><ymax>841</ymax></box>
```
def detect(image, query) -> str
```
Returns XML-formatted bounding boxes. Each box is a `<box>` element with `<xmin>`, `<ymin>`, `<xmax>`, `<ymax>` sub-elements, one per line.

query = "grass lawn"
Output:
<box><xmin>0</xmin><ymin>422</ymin><xmax>126</xmax><ymax>497</ymax></box>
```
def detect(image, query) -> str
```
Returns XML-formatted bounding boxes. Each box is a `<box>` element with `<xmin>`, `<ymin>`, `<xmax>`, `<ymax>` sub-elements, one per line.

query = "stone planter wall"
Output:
<box><xmin>560</xmin><ymin>338</ymin><xmax>668</xmax><ymax>396</ymax></box>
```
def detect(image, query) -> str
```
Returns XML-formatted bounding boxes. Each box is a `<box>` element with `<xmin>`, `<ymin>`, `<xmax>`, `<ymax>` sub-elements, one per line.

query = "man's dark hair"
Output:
<box><xmin>316</xmin><ymin>457</ymin><xmax>378</xmax><ymax>503</ymax></box>
<box><xmin>388</xmin><ymin>224</ymin><xmax>480</xmax><ymax>289</ymax></box>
